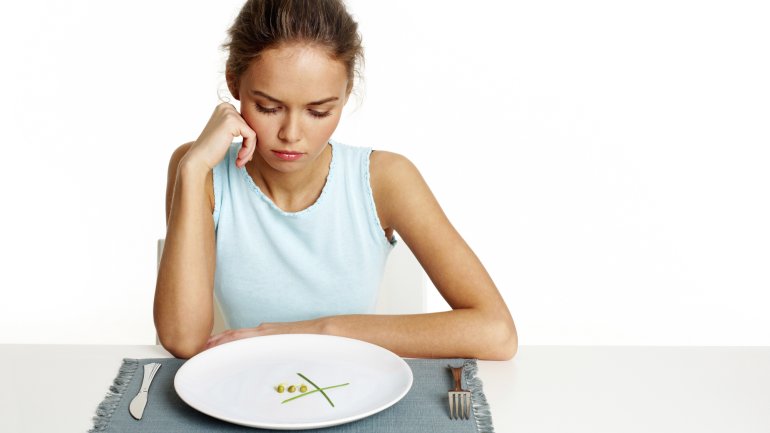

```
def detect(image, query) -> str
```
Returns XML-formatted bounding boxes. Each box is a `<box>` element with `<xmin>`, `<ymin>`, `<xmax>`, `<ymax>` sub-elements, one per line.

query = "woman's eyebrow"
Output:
<box><xmin>250</xmin><ymin>90</ymin><xmax>338</xmax><ymax>106</ymax></box>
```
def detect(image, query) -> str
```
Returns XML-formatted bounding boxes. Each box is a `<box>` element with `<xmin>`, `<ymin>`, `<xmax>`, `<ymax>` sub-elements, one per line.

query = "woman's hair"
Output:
<box><xmin>220</xmin><ymin>0</ymin><xmax>364</xmax><ymax>100</ymax></box>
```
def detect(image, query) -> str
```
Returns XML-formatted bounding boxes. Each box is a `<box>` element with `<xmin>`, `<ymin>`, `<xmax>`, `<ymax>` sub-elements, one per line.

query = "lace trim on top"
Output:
<box><xmin>237</xmin><ymin>142</ymin><xmax>337</xmax><ymax>217</ymax></box>
<box><xmin>363</xmin><ymin>148</ymin><xmax>398</xmax><ymax>249</ymax></box>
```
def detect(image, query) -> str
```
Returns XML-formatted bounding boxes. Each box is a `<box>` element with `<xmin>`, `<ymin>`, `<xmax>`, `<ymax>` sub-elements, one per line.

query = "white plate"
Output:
<box><xmin>174</xmin><ymin>334</ymin><xmax>413</xmax><ymax>430</ymax></box>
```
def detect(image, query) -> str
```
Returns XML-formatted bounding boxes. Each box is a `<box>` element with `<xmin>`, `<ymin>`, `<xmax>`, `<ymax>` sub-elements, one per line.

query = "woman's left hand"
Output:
<box><xmin>203</xmin><ymin>319</ymin><xmax>325</xmax><ymax>351</ymax></box>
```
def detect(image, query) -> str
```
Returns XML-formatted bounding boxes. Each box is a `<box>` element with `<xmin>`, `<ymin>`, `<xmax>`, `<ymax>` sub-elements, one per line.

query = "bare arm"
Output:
<box><xmin>321</xmin><ymin>151</ymin><xmax>517</xmax><ymax>360</ymax></box>
<box><xmin>204</xmin><ymin>151</ymin><xmax>518</xmax><ymax>360</ymax></box>
<box><xmin>154</xmin><ymin>142</ymin><xmax>217</xmax><ymax>359</ymax></box>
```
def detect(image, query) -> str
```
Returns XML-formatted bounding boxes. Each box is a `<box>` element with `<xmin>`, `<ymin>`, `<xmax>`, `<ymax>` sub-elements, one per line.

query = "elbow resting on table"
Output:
<box><xmin>483</xmin><ymin>317</ymin><xmax>518</xmax><ymax>361</ymax></box>
<box><xmin>157</xmin><ymin>335</ymin><xmax>207</xmax><ymax>360</ymax></box>
<box><xmin>494</xmin><ymin>322</ymin><xmax>519</xmax><ymax>361</ymax></box>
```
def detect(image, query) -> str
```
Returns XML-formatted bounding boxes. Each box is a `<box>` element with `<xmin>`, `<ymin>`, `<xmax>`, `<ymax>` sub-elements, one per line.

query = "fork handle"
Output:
<box><xmin>450</xmin><ymin>367</ymin><xmax>463</xmax><ymax>392</ymax></box>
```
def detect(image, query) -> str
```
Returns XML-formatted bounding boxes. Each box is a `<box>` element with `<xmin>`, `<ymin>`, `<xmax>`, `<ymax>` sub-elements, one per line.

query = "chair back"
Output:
<box><xmin>375</xmin><ymin>240</ymin><xmax>427</xmax><ymax>314</ymax></box>
<box><xmin>155</xmin><ymin>238</ymin><xmax>426</xmax><ymax>342</ymax></box>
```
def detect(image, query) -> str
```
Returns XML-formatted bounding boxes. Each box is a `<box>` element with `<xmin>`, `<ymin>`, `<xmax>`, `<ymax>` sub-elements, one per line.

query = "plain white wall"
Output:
<box><xmin>0</xmin><ymin>0</ymin><xmax>768</xmax><ymax>345</ymax></box>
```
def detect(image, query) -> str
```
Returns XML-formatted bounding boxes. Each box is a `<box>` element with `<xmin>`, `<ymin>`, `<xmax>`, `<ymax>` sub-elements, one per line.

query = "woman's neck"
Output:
<box><xmin>245</xmin><ymin>144</ymin><xmax>332</xmax><ymax>212</ymax></box>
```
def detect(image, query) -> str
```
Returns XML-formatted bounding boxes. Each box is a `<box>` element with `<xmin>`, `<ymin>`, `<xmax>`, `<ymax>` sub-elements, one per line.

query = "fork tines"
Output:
<box><xmin>448</xmin><ymin>390</ymin><xmax>472</xmax><ymax>420</ymax></box>
<box><xmin>448</xmin><ymin>365</ymin><xmax>472</xmax><ymax>420</ymax></box>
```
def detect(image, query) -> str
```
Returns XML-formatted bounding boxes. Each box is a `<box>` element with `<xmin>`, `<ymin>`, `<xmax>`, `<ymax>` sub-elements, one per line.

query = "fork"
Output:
<box><xmin>448</xmin><ymin>365</ymin><xmax>472</xmax><ymax>420</ymax></box>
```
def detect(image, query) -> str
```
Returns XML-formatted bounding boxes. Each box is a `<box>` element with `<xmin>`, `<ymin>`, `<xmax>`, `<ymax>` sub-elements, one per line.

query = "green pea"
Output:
<box><xmin>276</xmin><ymin>384</ymin><xmax>285</xmax><ymax>393</ymax></box>
<box><xmin>288</xmin><ymin>385</ymin><xmax>296</xmax><ymax>393</ymax></box>
<box><xmin>300</xmin><ymin>384</ymin><xmax>308</xmax><ymax>393</ymax></box>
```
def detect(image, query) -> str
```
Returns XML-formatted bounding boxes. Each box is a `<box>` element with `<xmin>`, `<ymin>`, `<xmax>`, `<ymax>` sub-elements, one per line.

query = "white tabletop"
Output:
<box><xmin>1</xmin><ymin>345</ymin><xmax>769</xmax><ymax>432</ymax></box>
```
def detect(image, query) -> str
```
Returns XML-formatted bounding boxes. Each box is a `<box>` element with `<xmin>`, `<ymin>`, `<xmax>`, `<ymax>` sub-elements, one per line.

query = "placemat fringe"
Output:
<box><xmin>88</xmin><ymin>358</ymin><xmax>139</xmax><ymax>433</ymax></box>
<box><xmin>464</xmin><ymin>359</ymin><xmax>495</xmax><ymax>433</ymax></box>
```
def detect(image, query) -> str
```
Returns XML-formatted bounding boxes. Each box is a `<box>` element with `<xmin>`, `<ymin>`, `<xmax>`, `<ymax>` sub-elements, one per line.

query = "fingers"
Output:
<box><xmin>235</xmin><ymin>142</ymin><xmax>248</xmax><ymax>168</ymax></box>
<box><xmin>205</xmin><ymin>334</ymin><xmax>225</xmax><ymax>350</ymax></box>
<box><xmin>235</xmin><ymin>121</ymin><xmax>257</xmax><ymax>168</ymax></box>
<box><xmin>243</xmin><ymin>128</ymin><xmax>257</xmax><ymax>163</ymax></box>
<box><xmin>241</xmin><ymin>122</ymin><xmax>257</xmax><ymax>165</ymax></box>
<box><xmin>204</xmin><ymin>325</ymin><xmax>265</xmax><ymax>350</ymax></box>
<box><xmin>204</xmin><ymin>328</ymin><xmax>244</xmax><ymax>349</ymax></box>
<box><xmin>205</xmin><ymin>329</ymin><xmax>228</xmax><ymax>348</ymax></box>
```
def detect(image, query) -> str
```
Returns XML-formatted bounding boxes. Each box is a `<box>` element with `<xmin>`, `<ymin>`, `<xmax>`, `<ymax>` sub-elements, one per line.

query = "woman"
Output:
<box><xmin>154</xmin><ymin>0</ymin><xmax>517</xmax><ymax>360</ymax></box>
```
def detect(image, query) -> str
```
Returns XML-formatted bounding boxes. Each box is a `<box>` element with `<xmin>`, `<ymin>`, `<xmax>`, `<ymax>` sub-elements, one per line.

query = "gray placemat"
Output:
<box><xmin>89</xmin><ymin>357</ymin><xmax>493</xmax><ymax>433</ymax></box>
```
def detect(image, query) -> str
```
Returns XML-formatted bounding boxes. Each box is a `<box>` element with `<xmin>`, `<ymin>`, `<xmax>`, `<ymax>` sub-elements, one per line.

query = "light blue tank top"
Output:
<box><xmin>212</xmin><ymin>139</ymin><xmax>397</xmax><ymax>329</ymax></box>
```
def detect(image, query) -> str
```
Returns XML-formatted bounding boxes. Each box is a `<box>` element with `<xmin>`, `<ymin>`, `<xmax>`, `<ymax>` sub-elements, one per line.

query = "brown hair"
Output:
<box><xmin>220</xmin><ymin>0</ymin><xmax>364</xmax><ymax>101</ymax></box>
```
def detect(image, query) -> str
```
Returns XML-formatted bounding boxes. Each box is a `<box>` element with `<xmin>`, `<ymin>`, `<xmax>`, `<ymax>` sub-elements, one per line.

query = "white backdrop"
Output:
<box><xmin>0</xmin><ymin>0</ymin><xmax>768</xmax><ymax>345</ymax></box>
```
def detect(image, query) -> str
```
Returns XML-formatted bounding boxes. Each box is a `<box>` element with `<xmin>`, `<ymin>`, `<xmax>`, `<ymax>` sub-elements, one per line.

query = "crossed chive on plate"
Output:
<box><xmin>278</xmin><ymin>372</ymin><xmax>350</xmax><ymax>406</ymax></box>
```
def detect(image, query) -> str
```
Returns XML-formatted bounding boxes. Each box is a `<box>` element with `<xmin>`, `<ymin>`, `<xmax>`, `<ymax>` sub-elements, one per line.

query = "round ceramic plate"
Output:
<box><xmin>174</xmin><ymin>334</ymin><xmax>413</xmax><ymax>430</ymax></box>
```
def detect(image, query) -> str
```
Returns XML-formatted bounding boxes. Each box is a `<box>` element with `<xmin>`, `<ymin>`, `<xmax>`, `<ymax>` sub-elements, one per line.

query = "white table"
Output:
<box><xmin>1</xmin><ymin>345</ymin><xmax>769</xmax><ymax>432</ymax></box>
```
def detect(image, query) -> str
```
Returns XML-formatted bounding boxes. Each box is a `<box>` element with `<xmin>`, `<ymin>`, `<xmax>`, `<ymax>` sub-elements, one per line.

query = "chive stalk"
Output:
<box><xmin>280</xmin><ymin>383</ymin><xmax>350</xmax><ymax>404</ymax></box>
<box><xmin>297</xmin><ymin>372</ymin><xmax>336</xmax><ymax>407</ymax></box>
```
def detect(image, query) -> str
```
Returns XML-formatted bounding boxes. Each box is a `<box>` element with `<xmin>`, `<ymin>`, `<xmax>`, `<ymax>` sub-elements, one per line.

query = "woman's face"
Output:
<box><xmin>231</xmin><ymin>43</ymin><xmax>350</xmax><ymax>174</ymax></box>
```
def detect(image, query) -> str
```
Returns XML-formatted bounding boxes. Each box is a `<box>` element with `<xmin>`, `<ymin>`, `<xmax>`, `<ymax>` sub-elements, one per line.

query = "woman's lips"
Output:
<box><xmin>271</xmin><ymin>150</ymin><xmax>304</xmax><ymax>161</ymax></box>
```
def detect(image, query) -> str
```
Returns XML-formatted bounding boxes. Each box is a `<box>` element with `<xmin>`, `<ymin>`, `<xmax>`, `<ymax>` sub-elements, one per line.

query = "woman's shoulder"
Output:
<box><xmin>369</xmin><ymin>149</ymin><xmax>424</xmax><ymax>228</ymax></box>
<box><xmin>331</xmin><ymin>141</ymin><xmax>417</xmax><ymax>183</ymax></box>
<box><xmin>369</xmin><ymin>149</ymin><xmax>419</xmax><ymax>183</ymax></box>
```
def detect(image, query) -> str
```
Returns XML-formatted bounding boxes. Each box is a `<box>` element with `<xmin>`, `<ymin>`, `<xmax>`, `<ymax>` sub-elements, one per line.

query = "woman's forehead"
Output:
<box><xmin>242</xmin><ymin>44</ymin><xmax>348</xmax><ymax>100</ymax></box>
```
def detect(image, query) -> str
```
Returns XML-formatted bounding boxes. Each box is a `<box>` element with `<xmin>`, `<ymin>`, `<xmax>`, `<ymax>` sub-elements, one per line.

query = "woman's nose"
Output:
<box><xmin>278</xmin><ymin>112</ymin><xmax>302</xmax><ymax>143</ymax></box>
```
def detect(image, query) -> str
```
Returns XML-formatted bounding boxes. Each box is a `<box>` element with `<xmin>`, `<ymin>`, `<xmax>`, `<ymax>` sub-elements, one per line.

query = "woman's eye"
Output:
<box><xmin>255</xmin><ymin>104</ymin><xmax>279</xmax><ymax>115</ymax></box>
<box><xmin>255</xmin><ymin>104</ymin><xmax>331</xmax><ymax>119</ymax></box>
<box><xmin>309</xmin><ymin>110</ymin><xmax>332</xmax><ymax>118</ymax></box>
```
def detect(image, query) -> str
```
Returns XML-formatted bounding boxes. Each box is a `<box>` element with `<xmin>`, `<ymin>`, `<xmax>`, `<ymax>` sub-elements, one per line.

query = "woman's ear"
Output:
<box><xmin>226</xmin><ymin>67</ymin><xmax>240</xmax><ymax>101</ymax></box>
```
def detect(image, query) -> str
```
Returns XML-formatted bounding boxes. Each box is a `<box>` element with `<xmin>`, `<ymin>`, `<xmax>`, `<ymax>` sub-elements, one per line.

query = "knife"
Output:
<box><xmin>129</xmin><ymin>362</ymin><xmax>162</xmax><ymax>420</ymax></box>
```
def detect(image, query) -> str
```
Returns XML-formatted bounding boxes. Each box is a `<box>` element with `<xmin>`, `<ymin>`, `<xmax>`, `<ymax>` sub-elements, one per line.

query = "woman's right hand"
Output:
<box><xmin>180</xmin><ymin>102</ymin><xmax>258</xmax><ymax>174</ymax></box>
